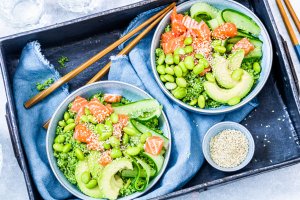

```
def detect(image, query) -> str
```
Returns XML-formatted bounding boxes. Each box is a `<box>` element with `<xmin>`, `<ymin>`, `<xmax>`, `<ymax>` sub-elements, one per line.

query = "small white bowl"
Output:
<box><xmin>202</xmin><ymin>121</ymin><xmax>255</xmax><ymax>172</ymax></box>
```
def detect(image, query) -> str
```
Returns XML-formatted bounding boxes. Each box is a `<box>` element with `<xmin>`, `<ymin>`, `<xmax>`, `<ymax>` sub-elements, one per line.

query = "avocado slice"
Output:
<box><xmin>87</xmin><ymin>151</ymin><xmax>103</xmax><ymax>178</ymax></box>
<box><xmin>212</xmin><ymin>56</ymin><xmax>238</xmax><ymax>89</ymax></box>
<box><xmin>98</xmin><ymin>159</ymin><xmax>133</xmax><ymax>200</ymax></box>
<box><xmin>75</xmin><ymin>160</ymin><xmax>102</xmax><ymax>198</ymax></box>
<box><xmin>204</xmin><ymin>70</ymin><xmax>254</xmax><ymax>104</ymax></box>
<box><xmin>228</xmin><ymin>50</ymin><xmax>244</xmax><ymax>71</ymax></box>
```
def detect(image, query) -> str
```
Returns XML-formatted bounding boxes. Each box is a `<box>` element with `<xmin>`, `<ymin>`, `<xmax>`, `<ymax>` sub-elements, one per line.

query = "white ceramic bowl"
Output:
<box><xmin>151</xmin><ymin>0</ymin><xmax>273</xmax><ymax>114</ymax></box>
<box><xmin>46</xmin><ymin>81</ymin><xmax>171</xmax><ymax>200</ymax></box>
<box><xmin>202</xmin><ymin>121</ymin><xmax>255</xmax><ymax>172</ymax></box>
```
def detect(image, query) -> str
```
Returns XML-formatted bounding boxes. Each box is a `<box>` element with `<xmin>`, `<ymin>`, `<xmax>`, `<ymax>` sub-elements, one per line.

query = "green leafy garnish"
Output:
<box><xmin>58</xmin><ymin>56</ymin><xmax>69</xmax><ymax>68</ymax></box>
<box><xmin>164</xmin><ymin>24</ymin><xmax>171</xmax><ymax>32</ymax></box>
<box><xmin>36</xmin><ymin>78</ymin><xmax>54</xmax><ymax>91</ymax></box>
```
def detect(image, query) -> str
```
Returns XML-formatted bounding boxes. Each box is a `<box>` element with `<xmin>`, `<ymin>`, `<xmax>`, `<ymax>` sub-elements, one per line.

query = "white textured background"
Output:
<box><xmin>0</xmin><ymin>0</ymin><xmax>299</xmax><ymax>199</ymax></box>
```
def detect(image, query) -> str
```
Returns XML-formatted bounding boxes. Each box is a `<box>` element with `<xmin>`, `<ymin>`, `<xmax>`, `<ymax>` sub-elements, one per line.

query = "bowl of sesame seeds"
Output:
<box><xmin>202</xmin><ymin>121</ymin><xmax>255</xmax><ymax>172</ymax></box>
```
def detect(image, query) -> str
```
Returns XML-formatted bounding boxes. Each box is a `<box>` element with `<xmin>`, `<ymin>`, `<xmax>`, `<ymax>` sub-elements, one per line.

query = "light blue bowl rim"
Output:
<box><xmin>202</xmin><ymin>121</ymin><xmax>255</xmax><ymax>172</ymax></box>
<box><xmin>150</xmin><ymin>0</ymin><xmax>273</xmax><ymax>115</ymax></box>
<box><xmin>46</xmin><ymin>81</ymin><xmax>172</xmax><ymax>200</ymax></box>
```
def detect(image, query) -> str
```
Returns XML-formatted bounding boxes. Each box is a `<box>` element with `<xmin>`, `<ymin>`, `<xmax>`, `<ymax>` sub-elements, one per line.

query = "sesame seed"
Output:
<box><xmin>210</xmin><ymin>129</ymin><xmax>249</xmax><ymax>168</ymax></box>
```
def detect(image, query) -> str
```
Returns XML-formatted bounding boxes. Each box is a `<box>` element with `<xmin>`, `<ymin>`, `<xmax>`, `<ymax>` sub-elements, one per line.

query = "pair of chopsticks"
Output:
<box><xmin>276</xmin><ymin>0</ymin><xmax>300</xmax><ymax>60</ymax></box>
<box><xmin>28</xmin><ymin>3</ymin><xmax>176</xmax><ymax>129</ymax></box>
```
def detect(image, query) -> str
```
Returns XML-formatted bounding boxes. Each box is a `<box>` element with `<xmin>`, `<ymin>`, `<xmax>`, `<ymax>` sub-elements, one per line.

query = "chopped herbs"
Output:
<box><xmin>36</xmin><ymin>78</ymin><xmax>54</xmax><ymax>91</ymax></box>
<box><xmin>58</xmin><ymin>56</ymin><xmax>69</xmax><ymax>69</ymax></box>
<box><xmin>164</xmin><ymin>24</ymin><xmax>171</xmax><ymax>32</ymax></box>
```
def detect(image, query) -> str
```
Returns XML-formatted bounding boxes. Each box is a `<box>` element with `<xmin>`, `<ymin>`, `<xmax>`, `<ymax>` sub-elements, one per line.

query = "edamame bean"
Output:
<box><xmin>253</xmin><ymin>62</ymin><xmax>261</xmax><ymax>73</ymax></box>
<box><xmin>66</xmin><ymin>118</ymin><xmax>75</xmax><ymax>124</ymax></box>
<box><xmin>176</xmin><ymin>77</ymin><xmax>187</xmax><ymax>88</ymax></box>
<box><xmin>126</xmin><ymin>146</ymin><xmax>141</xmax><ymax>156</ymax></box>
<box><xmin>165</xmin><ymin>82</ymin><xmax>177</xmax><ymax>90</ymax></box>
<box><xmin>184</xmin><ymin>45</ymin><xmax>193</xmax><ymax>54</ymax></box>
<box><xmin>205</xmin><ymin>73</ymin><xmax>215</xmax><ymax>83</ymax></box>
<box><xmin>198</xmin><ymin>95</ymin><xmax>205</xmax><ymax>108</ymax></box>
<box><xmin>173</xmin><ymin>54</ymin><xmax>180</xmax><ymax>64</ymax></box>
<box><xmin>64</xmin><ymin>112</ymin><xmax>70</xmax><ymax>121</ymax></box>
<box><xmin>103</xmin><ymin>143</ymin><xmax>111</xmax><ymax>150</ymax></box>
<box><xmin>99</xmin><ymin>130</ymin><xmax>113</xmax><ymax>141</ymax></box>
<box><xmin>231</xmin><ymin>69</ymin><xmax>244</xmax><ymax>81</ymax></box>
<box><xmin>195</xmin><ymin>54</ymin><xmax>204</xmax><ymax>59</ymax></box>
<box><xmin>164</xmin><ymin>74</ymin><xmax>175</xmax><ymax>83</ymax></box>
<box><xmin>88</xmin><ymin>115</ymin><xmax>98</xmax><ymax>124</ymax></box>
<box><xmin>84</xmin><ymin>108</ymin><xmax>91</xmax><ymax>115</ymax></box>
<box><xmin>174</xmin><ymin>66</ymin><xmax>183</xmax><ymax>77</ymax></box>
<box><xmin>62</xmin><ymin>143</ymin><xmax>72</xmax><ymax>153</ymax></box>
<box><xmin>58</xmin><ymin>120</ymin><xmax>66</xmax><ymax>127</ymax></box>
<box><xmin>80</xmin><ymin>115</ymin><xmax>89</xmax><ymax>123</ymax></box>
<box><xmin>184</xmin><ymin>56</ymin><xmax>195</xmax><ymax>70</ymax></box>
<box><xmin>172</xmin><ymin>87</ymin><xmax>187</xmax><ymax>99</ymax></box>
<box><xmin>189</xmin><ymin>99</ymin><xmax>198</xmax><ymax>106</ymax></box>
<box><xmin>214</xmin><ymin>45</ymin><xmax>226</xmax><ymax>54</ymax></box>
<box><xmin>54</xmin><ymin>135</ymin><xmax>65</xmax><ymax>143</ymax></box>
<box><xmin>156</xmin><ymin>65</ymin><xmax>166</xmax><ymax>75</ymax></box>
<box><xmin>160</xmin><ymin>75</ymin><xmax>167</xmax><ymax>82</ymax></box>
<box><xmin>137</xmin><ymin>143</ymin><xmax>144</xmax><ymax>150</ymax></box>
<box><xmin>212</xmin><ymin>52</ymin><xmax>220</xmax><ymax>58</ymax></box>
<box><xmin>157</xmin><ymin>53</ymin><xmax>165</xmax><ymax>65</ymax></box>
<box><xmin>165</xmin><ymin>53</ymin><xmax>174</xmax><ymax>65</ymax></box>
<box><xmin>198</xmin><ymin>58</ymin><xmax>209</xmax><ymax>68</ymax></box>
<box><xmin>174</xmin><ymin>47</ymin><xmax>185</xmax><ymax>55</ymax></box>
<box><xmin>140</xmin><ymin>132</ymin><xmax>152</xmax><ymax>143</ymax></box>
<box><xmin>165</xmin><ymin>67</ymin><xmax>174</xmax><ymax>75</ymax></box>
<box><xmin>211</xmin><ymin>40</ymin><xmax>222</xmax><ymax>48</ymax></box>
<box><xmin>193</xmin><ymin>64</ymin><xmax>205</xmax><ymax>74</ymax></box>
<box><xmin>63</xmin><ymin>123</ymin><xmax>76</xmax><ymax>132</ymax></box>
<box><xmin>184</xmin><ymin>37</ymin><xmax>193</xmax><ymax>45</ymax></box>
<box><xmin>123</xmin><ymin>127</ymin><xmax>139</xmax><ymax>136</ymax></box>
<box><xmin>110</xmin><ymin>113</ymin><xmax>119</xmax><ymax>124</ymax></box>
<box><xmin>178</xmin><ymin>62</ymin><xmax>188</xmax><ymax>73</ymax></box>
<box><xmin>109</xmin><ymin>136</ymin><xmax>120</xmax><ymax>148</ymax></box>
<box><xmin>97</xmin><ymin>124</ymin><xmax>113</xmax><ymax>141</ymax></box>
<box><xmin>95</xmin><ymin>124</ymin><xmax>104</xmax><ymax>134</ymax></box>
<box><xmin>122</xmin><ymin>134</ymin><xmax>129</xmax><ymax>145</ymax></box>
<box><xmin>111</xmin><ymin>148</ymin><xmax>122</xmax><ymax>158</ymax></box>
<box><xmin>81</xmin><ymin>171</ymin><xmax>91</xmax><ymax>184</ymax></box>
<box><xmin>75</xmin><ymin>148</ymin><xmax>85</xmax><ymax>160</ymax></box>
<box><xmin>226</xmin><ymin>44</ymin><xmax>234</xmax><ymax>53</ymax></box>
<box><xmin>53</xmin><ymin>143</ymin><xmax>64</xmax><ymax>152</ymax></box>
<box><xmin>86</xmin><ymin>179</ymin><xmax>98</xmax><ymax>189</ymax></box>
<box><xmin>228</xmin><ymin>97</ymin><xmax>241</xmax><ymax>106</ymax></box>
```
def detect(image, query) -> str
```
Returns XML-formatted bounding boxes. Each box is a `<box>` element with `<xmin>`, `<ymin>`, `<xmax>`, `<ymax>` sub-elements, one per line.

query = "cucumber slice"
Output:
<box><xmin>221</xmin><ymin>9</ymin><xmax>261</xmax><ymax>35</ymax></box>
<box><xmin>131</xmin><ymin>120</ymin><xmax>169</xmax><ymax>149</ymax></box>
<box><xmin>207</xmin><ymin>18</ymin><xmax>219</xmax><ymax>30</ymax></box>
<box><xmin>112</xmin><ymin>99</ymin><xmax>161</xmax><ymax>119</ymax></box>
<box><xmin>237</xmin><ymin>30</ymin><xmax>257</xmax><ymax>39</ymax></box>
<box><xmin>243</xmin><ymin>46</ymin><xmax>263</xmax><ymax>62</ymax></box>
<box><xmin>142</xmin><ymin>152</ymin><xmax>165</xmax><ymax>174</ymax></box>
<box><xmin>190</xmin><ymin>2</ymin><xmax>219</xmax><ymax>21</ymax></box>
<box><xmin>207</xmin><ymin>11</ymin><xmax>224</xmax><ymax>30</ymax></box>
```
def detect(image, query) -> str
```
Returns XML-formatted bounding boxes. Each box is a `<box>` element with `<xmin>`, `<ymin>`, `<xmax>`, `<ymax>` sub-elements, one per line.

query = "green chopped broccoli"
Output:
<box><xmin>36</xmin><ymin>78</ymin><xmax>54</xmax><ymax>91</ymax></box>
<box><xmin>58</xmin><ymin>56</ymin><xmax>69</xmax><ymax>68</ymax></box>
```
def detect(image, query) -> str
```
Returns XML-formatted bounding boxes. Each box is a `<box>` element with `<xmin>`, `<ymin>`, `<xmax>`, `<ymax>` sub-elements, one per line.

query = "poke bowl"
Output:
<box><xmin>151</xmin><ymin>0</ymin><xmax>273</xmax><ymax>114</ymax></box>
<box><xmin>46</xmin><ymin>81</ymin><xmax>171</xmax><ymax>200</ymax></box>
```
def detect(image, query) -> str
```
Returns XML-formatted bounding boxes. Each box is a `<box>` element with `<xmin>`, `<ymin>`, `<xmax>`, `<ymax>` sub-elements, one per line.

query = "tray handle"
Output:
<box><xmin>5</xmin><ymin>103</ymin><xmax>22</xmax><ymax>169</ymax></box>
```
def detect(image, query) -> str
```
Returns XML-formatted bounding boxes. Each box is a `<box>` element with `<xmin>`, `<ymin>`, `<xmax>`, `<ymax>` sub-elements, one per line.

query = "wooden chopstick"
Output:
<box><xmin>24</xmin><ymin>3</ymin><xmax>176</xmax><ymax>109</ymax></box>
<box><xmin>283</xmin><ymin>0</ymin><xmax>300</xmax><ymax>33</ymax></box>
<box><xmin>43</xmin><ymin>3</ymin><xmax>175</xmax><ymax>129</ymax></box>
<box><xmin>276</xmin><ymin>0</ymin><xmax>299</xmax><ymax>45</ymax></box>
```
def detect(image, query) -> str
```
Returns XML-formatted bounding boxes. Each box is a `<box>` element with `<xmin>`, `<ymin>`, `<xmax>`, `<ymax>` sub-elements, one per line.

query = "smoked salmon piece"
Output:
<box><xmin>74</xmin><ymin>124</ymin><xmax>92</xmax><ymax>143</ymax></box>
<box><xmin>103</xmin><ymin>94</ymin><xmax>122</xmax><ymax>103</ymax></box>
<box><xmin>86</xmin><ymin>98</ymin><xmax>113</xmax><ymax>123</ymax></box>
<box><xmin>70</xmin><ymin>96</ymin><xmax>88</xmax><ymax>113</ymax></box>
<box><xmin>144</xmin><ymin>136</ymin><xmax>164</xmax><ymax>156</ymax></box>
<box><xmin>212</xmin><ymin>23</ymin><xmax>237</xmax><ymax>40</ymax></box>
<box><xmin>232</xmin><ymin>38</ymin><xmax>255</xmax><ymax>55</ymax></box>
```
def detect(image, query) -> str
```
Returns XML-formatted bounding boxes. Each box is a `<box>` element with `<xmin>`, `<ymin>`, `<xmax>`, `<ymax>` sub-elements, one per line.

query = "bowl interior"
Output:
<box><xmin>151</xmin><ymin>0</ymin><xmax>273</xmax><ymax>114</ymax></box>
<box><xmin>202</xmin><ymin>121</ymin><xmax>255</xmax><ymax>172</ymax></box>
<box><xmin>46</xmin><ymin>81</ymin><xmax>171</xmax><ymax>200</ymax></box>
